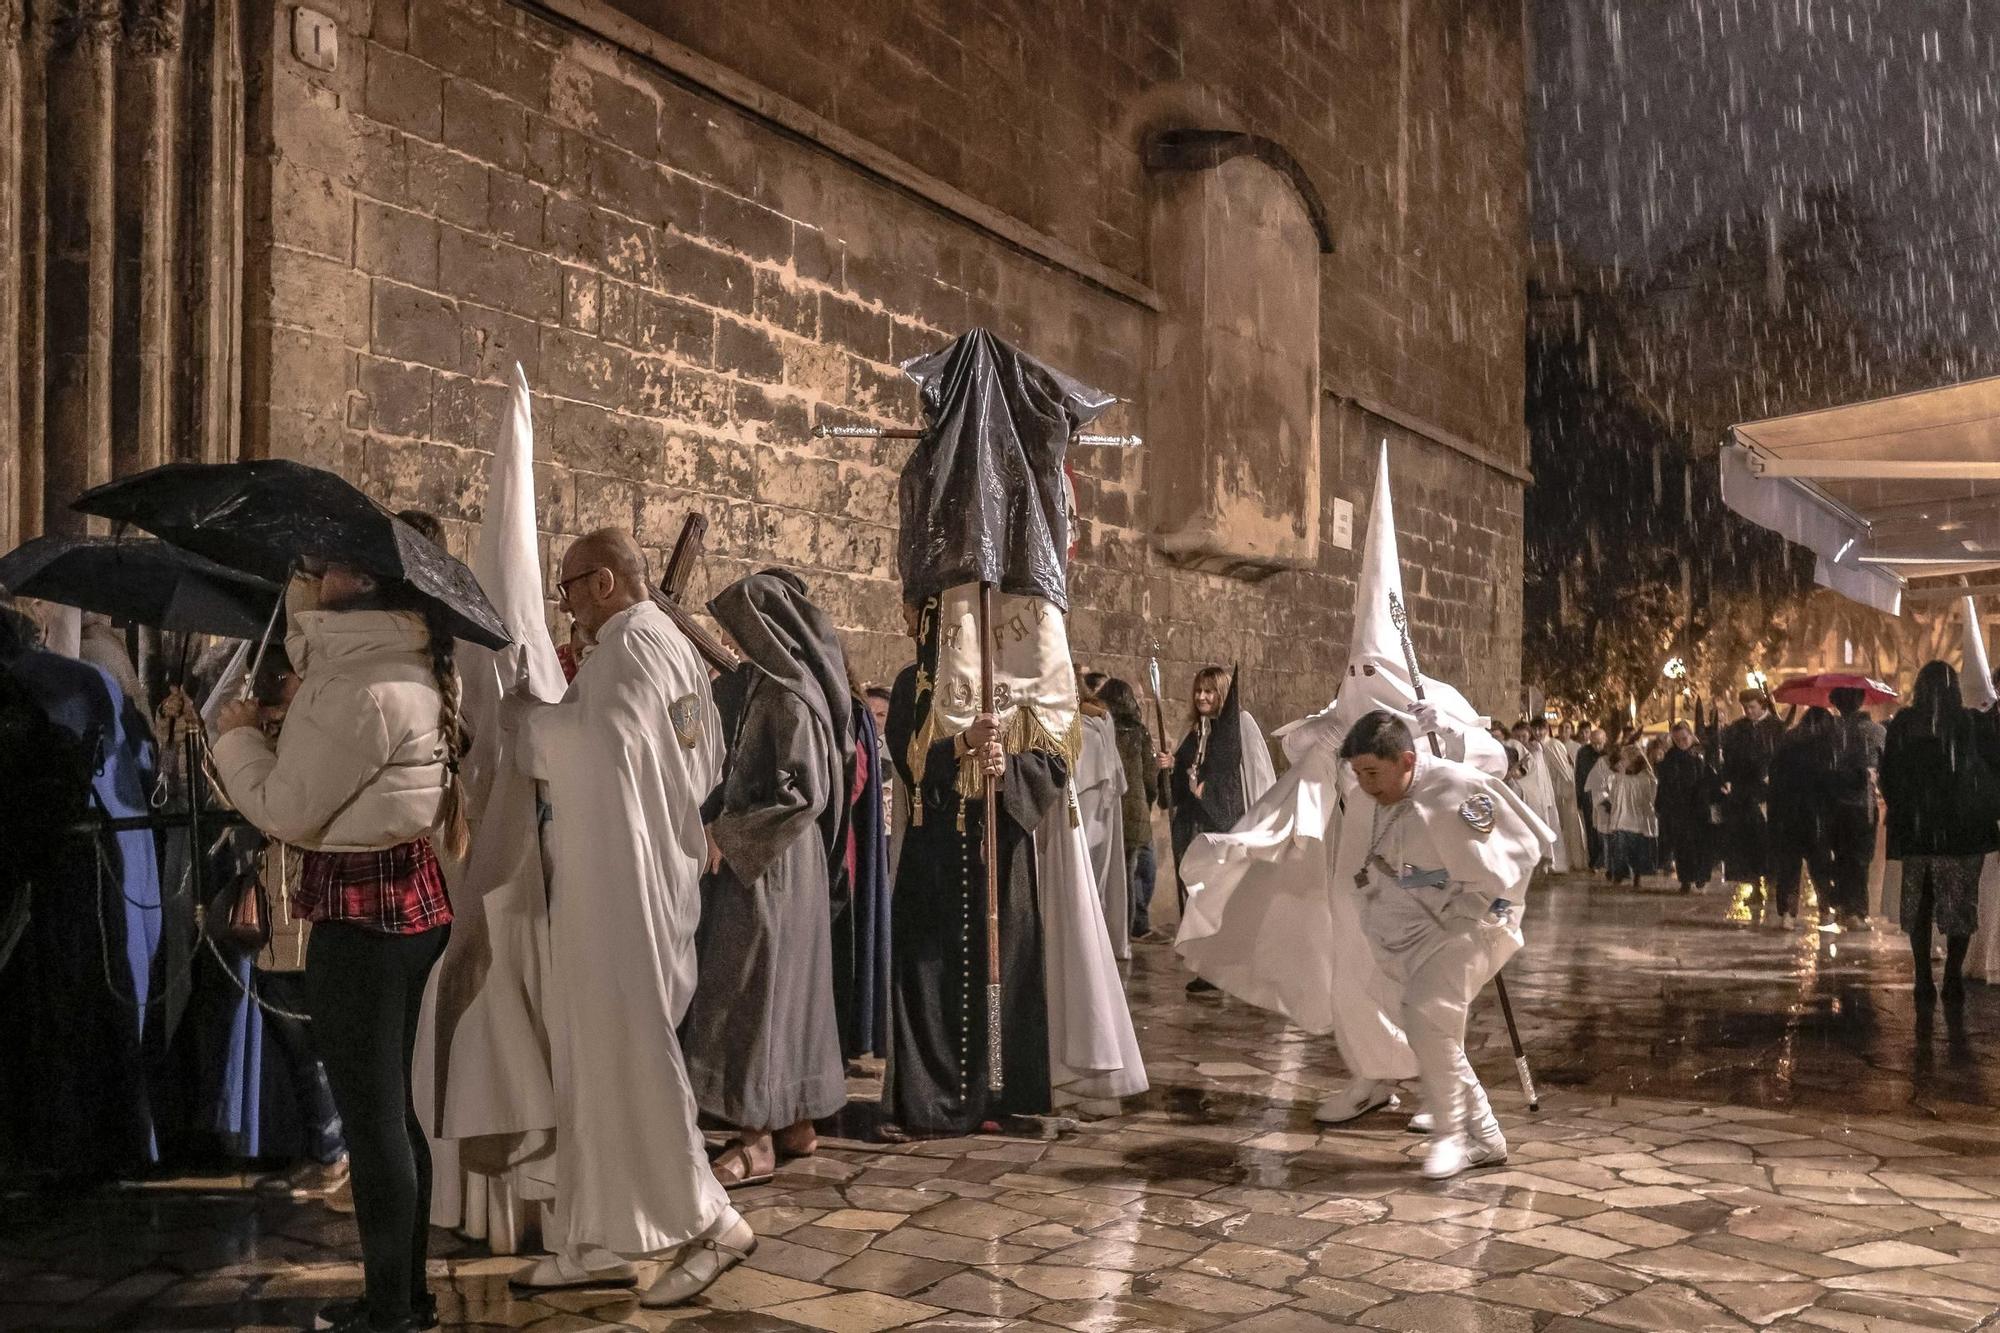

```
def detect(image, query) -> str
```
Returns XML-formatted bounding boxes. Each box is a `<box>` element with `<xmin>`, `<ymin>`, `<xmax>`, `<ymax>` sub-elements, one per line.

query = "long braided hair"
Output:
<box><xmin>397</xmin><ymin>510</ymin><xmax>470</xmax><ymax>861</ymax></box>
<box><xmin>420</xmin><ymin>602</ymin><xmax>470</xmax><ymax>861</ymax></box>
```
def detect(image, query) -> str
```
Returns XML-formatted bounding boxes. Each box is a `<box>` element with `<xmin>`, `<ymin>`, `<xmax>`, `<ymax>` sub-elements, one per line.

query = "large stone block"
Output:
<box><xmin>371</xmin><ymin>281</ymin><xmax>462</xmax><ymax>370</ymax></box>
<box><xmin>364</xmin><ymin>44</ymin><xmax>443</xmax><ymax>139</ymax></box>
<box><xmin>356</xmin><ymin>200</ymin><xmax>439</xmax><ymax>288</ymax></box>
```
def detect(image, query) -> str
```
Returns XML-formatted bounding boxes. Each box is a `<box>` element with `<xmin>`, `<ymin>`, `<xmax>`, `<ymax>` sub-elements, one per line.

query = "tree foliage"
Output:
<box><xmin>1522</xmin><ymin>187</ymin><xmax>1953</xmax><ymax>721</ymax></box>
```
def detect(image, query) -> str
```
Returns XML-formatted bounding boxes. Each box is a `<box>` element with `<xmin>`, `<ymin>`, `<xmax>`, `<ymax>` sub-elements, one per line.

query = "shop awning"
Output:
<box><xmin>1722</xmin><ymin>374</ymin><xmax>2000</xmax><ymax>615</ymax></box>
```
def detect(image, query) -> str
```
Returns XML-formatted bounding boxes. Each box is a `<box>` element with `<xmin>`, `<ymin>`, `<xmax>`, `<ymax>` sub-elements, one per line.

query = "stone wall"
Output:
<box><xmin>11</xmin><ymin>0</ymin><xmax>1529</xmax><ymax>728</ymax></box>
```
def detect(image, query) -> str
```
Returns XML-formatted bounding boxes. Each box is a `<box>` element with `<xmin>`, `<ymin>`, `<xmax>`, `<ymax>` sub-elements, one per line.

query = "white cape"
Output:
<box><xmin>1239</xmin><ymin>709</ymin><xmax>1277</xmax><ymax>807</ymax></box>
<box><xmin>1178</xmin><ymin>726</ymin><xmax>1417</xmax><ymax>1079</ymax></box>
<box><xmin>1037</xmin><ymin>800</ymin><xmax>1148</xmax><ymax>1104</ymax></box>
<box><xmin>1972</xmin><ymin>856</ymin><xmax>2000</xmax><ymax>982</ymax></box>
<box><xmin>514</xmin><ymin>600</ymin><xmax>730</xmax><ymax>1258</ymax></box>
<box><xmin>420</xmin><ymin>364</ymin><xmax>565</xmax><ymax>1245</ymax></box>
<box><xmin>1076</xmin><ymin>711</ymin><xmax>1129</xmax><ymax>959</ymax></box>
<box><xmin>1175</xmin><ymin>441</ymin><xmax>1513</xmax><ymax>1082</ymax></box>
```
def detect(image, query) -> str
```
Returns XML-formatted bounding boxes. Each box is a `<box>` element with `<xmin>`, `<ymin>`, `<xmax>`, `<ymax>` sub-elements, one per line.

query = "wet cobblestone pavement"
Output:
<box><xmin>7</xmin><ymin>875</ymin><xmax>2000</xmax><ymax>1331</ymax></box>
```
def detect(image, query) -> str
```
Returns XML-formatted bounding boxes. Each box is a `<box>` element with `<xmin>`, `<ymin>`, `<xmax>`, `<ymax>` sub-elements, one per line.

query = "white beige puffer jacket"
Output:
<box><xmin>212</xmin><ymin>609</ymin><xmax>448</xmax><ymax>851</ymax></box>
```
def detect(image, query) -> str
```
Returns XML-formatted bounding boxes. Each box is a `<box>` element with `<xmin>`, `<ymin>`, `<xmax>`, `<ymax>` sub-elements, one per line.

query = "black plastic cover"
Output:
<box><xmin>897</xmin><ymin>329</ymin><xmax>1115</xmax><ymax>610</ymax></box>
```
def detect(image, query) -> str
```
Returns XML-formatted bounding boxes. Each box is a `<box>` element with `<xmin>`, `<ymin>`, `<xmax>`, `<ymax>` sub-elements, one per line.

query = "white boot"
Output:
<box><xmin>641</xmin><ymin>1207</ymin><xmax>757</xmax><ymax>1308</ymax></box>
<box><xmin>1420</xmin><ymin>1129</ymin><xmax>1508</xmax><ymax>1181</ymax></box>
<box><xmin>1405</xmin><ymin>1111</ymin><xmax>1435</xmax><ymax>1135</ymax></box>
<box><xmin>510</xmin><ymin>1251</ymin><xmax>639</xmax><ymax>1291</ymax></box>
<box><xmin>1315</xmin><ymin>1078</ymin><xmax>1399</xmax><ymax>1124</ymax></box>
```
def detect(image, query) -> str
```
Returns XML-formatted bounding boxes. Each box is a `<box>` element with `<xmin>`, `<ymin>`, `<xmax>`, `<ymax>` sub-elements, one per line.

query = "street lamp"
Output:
<box><xmin>1663</xmin><ymin>657</ymin><xmax>1688</xmax><ymax>725</ymax></box>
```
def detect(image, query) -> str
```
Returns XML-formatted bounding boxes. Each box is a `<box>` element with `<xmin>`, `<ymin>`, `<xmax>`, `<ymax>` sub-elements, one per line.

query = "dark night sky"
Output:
<box><xmin>1530</xmin><ymin>0</ymin><xmax>2000</xmax><ymax>353</ymax></box>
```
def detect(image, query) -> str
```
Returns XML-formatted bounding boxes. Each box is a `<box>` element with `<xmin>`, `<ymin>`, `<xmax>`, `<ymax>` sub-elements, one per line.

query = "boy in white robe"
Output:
<box><xmin>1177</xmin><ymin>443</ymin><xmax>1511</xmax><ymax>1129</ymax></box>
<box><xmin>1339</xmin><ymin>709</ymin><xmax>1551</xmax><ymax>1179</ymax></box>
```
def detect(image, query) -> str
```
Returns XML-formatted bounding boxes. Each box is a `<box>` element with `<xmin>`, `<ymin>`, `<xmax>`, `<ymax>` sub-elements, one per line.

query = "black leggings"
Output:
<box><xmin>305</xmin><ymin>922</ymin><xmax>449</xmax><ymax>1325</ymax></box>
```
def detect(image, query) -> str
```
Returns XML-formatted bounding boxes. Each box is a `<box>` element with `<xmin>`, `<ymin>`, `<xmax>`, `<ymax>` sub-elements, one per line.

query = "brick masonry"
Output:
<box><xmin>244</xmin><ymin>0</ymin><xmax>1526</xmax><ymax>731</ymax></box>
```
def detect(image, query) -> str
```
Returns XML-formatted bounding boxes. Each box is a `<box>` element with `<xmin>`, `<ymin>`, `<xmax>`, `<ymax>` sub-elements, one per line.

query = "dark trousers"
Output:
<box><xmin>1128</xmin><ymin>844</ymin><xmax>1157</xmax><ymax>937</ymax></box>
<box><xmin>1826</xmin><ymin>807</ymin><xmax>1876</xmax><ymax>918</ymax></box>
<box><xmin>305</xmin><ymin>921</ymin><xmax>449</xmax><ymax>1326</ymax></box>
<box><xmin>1768</xmin><ymin>822</ymin><xmax>1832</xmax><ymax>918</ymax></box>
<box><xmin>1578</xmin><ymin>802</ymin><xmax>1604</xmax><ymax>870</ymax></box>
<box><xmin>1606</xmin><ymin>831</ymin><xmax>1648</xmax><ymax>883</ymax></box>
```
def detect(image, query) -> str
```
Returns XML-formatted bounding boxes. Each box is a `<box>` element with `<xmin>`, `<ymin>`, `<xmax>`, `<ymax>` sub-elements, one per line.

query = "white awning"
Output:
<box><xmin>1723</xmin><ymin>375</ymin><xmax>2000</xmax><ymax>616</ymax></box>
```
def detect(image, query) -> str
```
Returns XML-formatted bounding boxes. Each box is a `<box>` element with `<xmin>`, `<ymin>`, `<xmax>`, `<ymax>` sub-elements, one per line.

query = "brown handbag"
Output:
<box><xmin>217</xmin><ymin>870</ymin><xmax>271</xmax><ymax>952</ymax></box>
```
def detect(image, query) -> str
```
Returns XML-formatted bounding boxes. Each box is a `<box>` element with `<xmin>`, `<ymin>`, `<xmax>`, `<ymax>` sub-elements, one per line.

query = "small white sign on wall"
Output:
<box><xmin>1331</xmin><ymin>497</ymin><xmax>1355</xmax><ymax>550</ymax></box>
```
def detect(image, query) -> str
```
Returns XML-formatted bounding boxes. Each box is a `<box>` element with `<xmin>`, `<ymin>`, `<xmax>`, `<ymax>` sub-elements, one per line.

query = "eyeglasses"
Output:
<box><xmin>555</xmin><ymin>567</ymin><xmax>607</xmax><ymax>608</ymax></box>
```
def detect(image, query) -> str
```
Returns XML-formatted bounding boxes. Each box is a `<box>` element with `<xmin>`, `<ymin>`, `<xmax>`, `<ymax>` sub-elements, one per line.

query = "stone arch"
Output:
<box><xmin>1143</xmin><ymin>126</ymin><xmax>1326</xmax><ymax>576</ymax></box>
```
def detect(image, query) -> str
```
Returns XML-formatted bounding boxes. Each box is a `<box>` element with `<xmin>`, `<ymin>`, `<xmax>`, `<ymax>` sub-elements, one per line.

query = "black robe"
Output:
<box><xmin>1719</xmin><ymin>716</ymin><xmax>1783</xmax><ymax>883</ymax></box>
<box><xmin>1653</xmin><ymin>745</ymin><xmax>1715</xmax><ymax>888</ymax></box>
<box><xmin>1168</xmin><ymin>720</ymin><xmax>1246</xmax><ymax>902</ymax></box>
<box><xmin>884</xmin><ymin>663</ymin><xmax>1066</xmax><ymax>1135</ymax></box>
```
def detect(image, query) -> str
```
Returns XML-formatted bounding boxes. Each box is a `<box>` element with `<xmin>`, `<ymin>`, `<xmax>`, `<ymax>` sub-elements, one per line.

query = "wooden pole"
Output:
<box><xmin>977</xmin><ymin>582</ymin><xmax>1003</xmax><ymax>1091</ymax></box>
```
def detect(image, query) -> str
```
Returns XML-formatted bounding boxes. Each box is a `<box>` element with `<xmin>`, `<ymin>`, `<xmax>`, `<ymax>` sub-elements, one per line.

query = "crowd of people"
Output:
<box><xmin>0</xmin><ymin>508</ymin><xmax>1289</xmax><ymax>1331</ymax></box>
<box><xmin>10</xmin><ymin>469</ymin><xmax>2000</xmax><ymax>1331</ymax></box>
<box><xmin>1507</xmin><ymin>667</ymin><xmax>2000</xmax><ymax>1028</ymax></box>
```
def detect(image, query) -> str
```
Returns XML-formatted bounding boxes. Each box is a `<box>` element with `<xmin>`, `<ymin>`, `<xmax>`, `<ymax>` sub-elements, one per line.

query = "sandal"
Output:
<box><xmin>709</xmin><ymin>1141</ymin><xmax>774</xmax><ymax>1190</ymax></box>
<box><xmin>773</xmin><ymin>1129</ymin><xmax>818</xmax><ymax>1161</ymax></box>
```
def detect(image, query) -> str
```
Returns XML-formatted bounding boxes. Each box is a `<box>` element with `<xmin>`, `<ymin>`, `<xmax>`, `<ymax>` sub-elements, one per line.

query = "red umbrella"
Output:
<box><xmin>1771</xmin><ymin>673</ymin><xmax>1898</xmax><ymax>708</ymax></box>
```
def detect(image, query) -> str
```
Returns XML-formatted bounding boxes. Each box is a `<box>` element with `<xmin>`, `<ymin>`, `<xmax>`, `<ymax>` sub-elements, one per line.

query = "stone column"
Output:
<box><xmin>40</xmin><ymin>0</ymin><xmax>119</xmax><ymax>534</ymax></box>
<box><xmin>112</xmin><ymin>0</ymin><xmax>184</xmax><ymax>480</ymax></box>
<box><xmin>185</xmin><ymin>0</ymin><xmax>243</xmax><ymax>466</ymax></box>
<box><xmin>0</xmin><ymin>0</ymin><xmax>23</xmax><ymax>550</ymax></box>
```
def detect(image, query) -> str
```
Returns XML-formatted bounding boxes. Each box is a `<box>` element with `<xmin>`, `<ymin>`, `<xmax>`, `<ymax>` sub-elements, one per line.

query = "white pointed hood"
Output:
<box><xmin>1278</xmin><ymin>444</ymin><xmax>1504</xmax><ymax>776</ymax></box>
<box><xmin>1963</xmin><ymin>595</ymin><xmax>1997</xmax><ymax>710</ymax></box>
<box><xmin>428</xmin><ymin>361</ymin><xmax>564</xmax><ymax>1145</ymax></box>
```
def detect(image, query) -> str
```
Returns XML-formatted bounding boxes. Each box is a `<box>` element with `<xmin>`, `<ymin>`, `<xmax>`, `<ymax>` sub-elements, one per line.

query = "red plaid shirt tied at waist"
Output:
<box><xmin>294</xmin><ymin>838</ymin><xmax>453</xmax><ymax>935</ymax></box>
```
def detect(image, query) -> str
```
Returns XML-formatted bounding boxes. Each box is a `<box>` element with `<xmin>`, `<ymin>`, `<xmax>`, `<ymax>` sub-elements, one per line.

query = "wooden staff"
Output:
<box><xmin>977</xmin><ymin>582</ymin><xmax>1004</xmax><ymax>1091</ymax></box>
<box><xmin>651</xmin><ymin>511</ymin><xmax>739</xmax><ymax>675</ymax></box>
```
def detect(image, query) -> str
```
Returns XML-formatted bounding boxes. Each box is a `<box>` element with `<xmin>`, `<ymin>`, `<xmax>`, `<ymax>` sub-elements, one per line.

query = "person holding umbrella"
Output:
<box><xmin>1880</xmin><ymin>661</ymin><xmax>2000</xmax><ymax>1028</ymax></box>
<box><xmin>207</xmin><ymin>555</ymin><xmax>466</xmax><ymax>1333</ymax></box>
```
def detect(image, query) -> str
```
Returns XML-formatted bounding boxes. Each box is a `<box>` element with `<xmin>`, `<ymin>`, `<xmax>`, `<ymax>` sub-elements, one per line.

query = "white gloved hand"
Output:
<box><xmin>1411</xmin><ymin>700</ymin><xmax>1442</xmax><ymax>737</ymax></box>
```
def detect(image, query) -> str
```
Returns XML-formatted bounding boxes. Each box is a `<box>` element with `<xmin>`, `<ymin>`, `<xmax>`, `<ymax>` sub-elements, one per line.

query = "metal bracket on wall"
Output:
<box><xmin>292</xmin><ymin>8</ymin><xmax>337</xmax><ymax>72</ymax></box>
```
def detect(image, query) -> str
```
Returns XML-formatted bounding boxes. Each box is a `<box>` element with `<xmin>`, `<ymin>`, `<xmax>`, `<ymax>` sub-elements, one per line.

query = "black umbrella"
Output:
<box><xmin>0</xmin><ymin>535</ymin><xmax>282</xmax><ymax>640</ymax></box>
<box><xmin>73</xmin><ymin>460</ymin><xmax>510</xmax><ymax>649</ymax></box>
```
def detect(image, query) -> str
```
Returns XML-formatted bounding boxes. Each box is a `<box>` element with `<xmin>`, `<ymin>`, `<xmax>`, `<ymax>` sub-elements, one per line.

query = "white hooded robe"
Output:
<box><xmin>418</xmin><ymin>364</ymin><xmax>564</xmax><ymax>1250</ymax></box>
<box><xmin>1177</xmin><ymin>443</ymin><xmax>1511</xmax><ymax>1085</ymax></box>
<box><xmin>512</xmin><ymin>600</ymin><xmax>730</xmax><ymax>1259</ymax></box>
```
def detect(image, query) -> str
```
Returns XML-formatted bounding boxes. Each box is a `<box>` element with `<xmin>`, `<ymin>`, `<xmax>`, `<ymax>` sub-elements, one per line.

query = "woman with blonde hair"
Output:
<box><xmin>209</xmin><ymin>542</ymin><xmax>467</xmax><ymax>1333</ymax></box>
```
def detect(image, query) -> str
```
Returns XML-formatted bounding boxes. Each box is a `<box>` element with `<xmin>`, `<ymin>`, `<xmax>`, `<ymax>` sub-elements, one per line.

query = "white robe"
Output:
<box><xmin>1347</xmin><ymin>755</ymin><xmax>1549</xmax><ymax>1135</ymax></box>
<box><xmin>1538</xmin><ymin>738</ymin><xmax>1587</xmax><ymax>871</ymax></box>
<box><xmin>1178</xmin><ymin>702</ymin><xmax>1507</xmax><ymax>1084</ymax></box>
<box><xmin>422</xmin><ymin>366</ymin><xmax>567</xmax><ymax>1247</ymax></box>
<box><xmin>1970</xmin><ymin>857</ymin><xmax>2000</xmax><ymax>982</ymax></box>
<box><xmin>1518</xmin><ymin>745</ymin><xmax>1569</xmax><ymax>872</ymax></box>
<box><xmin>1075</xmin><ymin>711</ymin><xmax>1129</xmax><ymax>959</ymax></box>
<box><xmin>511</xmin><ymin>600</ymin><xmax>729</xmax><ymax>1259</ymax></box>
<box><xmin>1037</xmin><ymin>800</ymin><xmax>1148</xmax><ymax>1106</ymax></box>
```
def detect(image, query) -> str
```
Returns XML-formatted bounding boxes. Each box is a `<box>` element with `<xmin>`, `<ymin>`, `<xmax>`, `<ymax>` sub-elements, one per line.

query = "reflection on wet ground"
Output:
<box><xmin>6</xmin><ymin>876</ymin><xmax>2000</xmax><ymax>1331</ymax></box>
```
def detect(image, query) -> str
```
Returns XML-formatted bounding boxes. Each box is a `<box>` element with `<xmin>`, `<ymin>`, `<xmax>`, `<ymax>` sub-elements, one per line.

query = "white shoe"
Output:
<box><xmin>1406</xmin><ymin>1112</ymin><xmax>1435</xmax><ymax>1135</ymax></box>
<box><xmin>1315</xmin><ymin>1079</ymin><xmax>1398</xmax><ymax>1124</ymax></box>
<box><xmin>1420</xmin><ymin>1131</ymin><xmax>1508</xmax><ymax>1181</ymax></box>
<box><xmin>510</xmin><ymin>1253</ymin><xmax>639</xmax><ymax>1291</ymax></box>
<box><xmin>641</xmin><ymin>1208</ymin><xmax>757</xmax><ymax>1308</ymax></box>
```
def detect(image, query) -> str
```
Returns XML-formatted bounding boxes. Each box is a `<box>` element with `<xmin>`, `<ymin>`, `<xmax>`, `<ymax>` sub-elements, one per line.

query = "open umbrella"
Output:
<box><xmin>1771</xmin><ymin>672</ymin><xmax>1898</xmax><ymax>709</ymax></box>
<box><xmin>0</xmin><ymin>535</ymin><xmax>281</xmax><ymax>640</ymax></box>
<box><xmin>73</xmin><ymin>460</ymin><xmax>509</xmax><ymax>649</ymax></box>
